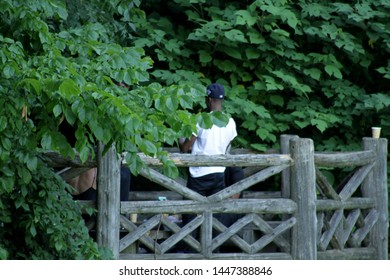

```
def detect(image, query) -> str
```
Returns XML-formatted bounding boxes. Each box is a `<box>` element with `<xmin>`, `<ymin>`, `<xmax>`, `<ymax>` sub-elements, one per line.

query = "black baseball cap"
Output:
<box><xmin>206</xmin><ymin>83</ymin><xmax>225</xmax><ymax>99</ymax></box>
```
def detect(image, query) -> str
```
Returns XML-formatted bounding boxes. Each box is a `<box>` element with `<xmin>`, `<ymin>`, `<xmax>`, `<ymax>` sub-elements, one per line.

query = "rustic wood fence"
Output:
<box><xmin>47</xmin><ymin>135</ymin><xmax>388</xmax><ymax>260</ymax></box>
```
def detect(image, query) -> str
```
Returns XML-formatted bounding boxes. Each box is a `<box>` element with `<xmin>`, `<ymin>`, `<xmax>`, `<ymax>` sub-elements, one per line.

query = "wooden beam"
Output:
<box><xmin>137</xmin><ymin>152</ymin><xmax>293</xmax><ymax>167</ymax></box>
<box><xmin>96</xmin><ymin>143</ymin><xmax>121</xmax><ymax>259</ymax></box>
<box><xmin>290</xmin><ymin>138</ymin><xmax>317</xmax><ymax>260</ymax></box>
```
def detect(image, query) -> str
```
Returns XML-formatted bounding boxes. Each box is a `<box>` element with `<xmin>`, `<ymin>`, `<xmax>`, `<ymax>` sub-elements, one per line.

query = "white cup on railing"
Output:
<box><xmin>371</xmin><ymin>127</ymin><xmax>381</xmax><ymax>139</ymax></box>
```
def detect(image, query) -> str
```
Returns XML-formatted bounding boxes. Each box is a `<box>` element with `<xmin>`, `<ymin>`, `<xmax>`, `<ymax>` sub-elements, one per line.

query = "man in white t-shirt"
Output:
<box><xmin>178</xmin><ymin>83</ymin><xmax>237</xmax><ymax>252</ymax></box>
<box><xmin>179</xmin><ymin>83</ymin><xmax>237</xmax><ymax>195</ymax></box>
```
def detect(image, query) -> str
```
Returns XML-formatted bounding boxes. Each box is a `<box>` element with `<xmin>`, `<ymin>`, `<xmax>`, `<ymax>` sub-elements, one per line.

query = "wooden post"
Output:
<box><xmin>201</xmin><ymin>211</ymin><xmax>213</xmax><ymax>258</ymax></box>
<box><xmin>96</xmin><ymin>142</ymin><xmax>121</xmax><ymax>259</ymax></box>
<box><xmin>362</xmin><ymin>137</ymin><xmax>388</xmax><ymax>260</ymax></box>
<box><xmin>280</xmin><ymin>135</ymin><xmax>299</xmax><ymax>199</ymax></box>
<box><xmin>290</xmin><ymin>138</ymin><xmax>317</xmax><ymax>259</ymax></box>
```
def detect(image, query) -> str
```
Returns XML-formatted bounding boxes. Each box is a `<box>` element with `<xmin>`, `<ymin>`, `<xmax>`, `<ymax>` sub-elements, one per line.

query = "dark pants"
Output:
<box><xmin>119</xmin><ymin>166</ymin><xmax>131</xmax><ymax>201</ymax></box>
<box><xmin>182</xmin><ymin>172</ymin><xmax>228</xmax><ymax>225</ymax></box>
<box><xmin>180</xmin><ymin>172</ymin><xmax>229</xmax><ymax>252</ymax></box>
<box><xmin>187</xmin><ymin>172</ymin><xmax>226</xmax><ymax>196</ymax></box>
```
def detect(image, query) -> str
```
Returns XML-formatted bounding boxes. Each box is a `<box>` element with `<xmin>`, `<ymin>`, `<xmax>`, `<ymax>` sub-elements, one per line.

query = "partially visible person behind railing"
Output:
<box><xmin>59</xmin><ymin>113</ymin><xmax>131</xmax><ymax>203</ymax></box>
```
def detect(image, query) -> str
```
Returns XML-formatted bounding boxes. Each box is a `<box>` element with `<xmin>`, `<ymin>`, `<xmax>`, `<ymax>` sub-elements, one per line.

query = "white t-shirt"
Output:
<box><xmin>189</xmin><ymin>117</ymin><xmax>237</xmax><ymax>178</ymax></box>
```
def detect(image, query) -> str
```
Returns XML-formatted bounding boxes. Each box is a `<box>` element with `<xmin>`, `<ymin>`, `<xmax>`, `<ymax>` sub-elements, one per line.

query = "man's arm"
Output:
<box><xmin>179</xmin><ymin>135</ymin><xmax>197</xmax><ymax>153</ymax></box>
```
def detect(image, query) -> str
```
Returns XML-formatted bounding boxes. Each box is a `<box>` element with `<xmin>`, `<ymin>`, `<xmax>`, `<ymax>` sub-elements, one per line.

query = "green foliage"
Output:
<box><xmin>134</xmin><ymin>0</ymin><xmax>389</xmax><ymax>152</ymax></box>
<box><xmin>0</xmin><ymin>0</ymin><xmax>204</xmax><ymax>259</ymax></box>
<box><xmin>0</xmin><ymin>65</ymin><xmax>107</xmax><ymax>258</ymax></box>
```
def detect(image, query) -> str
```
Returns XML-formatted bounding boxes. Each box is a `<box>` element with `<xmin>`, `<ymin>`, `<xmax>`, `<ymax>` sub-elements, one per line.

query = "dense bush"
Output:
<box><xmin>134</xmin><ymin>0</ymin><xmax>390</xmax><ymax>152</ymax></box>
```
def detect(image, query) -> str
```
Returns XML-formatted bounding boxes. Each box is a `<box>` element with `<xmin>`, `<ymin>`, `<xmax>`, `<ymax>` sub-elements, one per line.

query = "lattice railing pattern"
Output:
<box><xmin>119</xmin><ymin>212</ymin><xmax>296</xmax><ymax>257</ymax></box>
<box><xmin>117</xmin><ymin>160</ymin><xmax>295</xmax><ymax>259</ymax></box>
<box><xmin>315</xmin><ymin>163</ymin><xmax>378</xmax><ymax>252</ymax></box>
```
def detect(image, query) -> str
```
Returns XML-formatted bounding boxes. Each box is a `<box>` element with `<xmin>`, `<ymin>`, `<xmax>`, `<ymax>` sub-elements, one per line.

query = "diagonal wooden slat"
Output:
<box><xmin>339</xmin><ymin>163</ymin><xmax>375</xmax><ymax>200</ymax></box>
<box><xmin>315</xmin><ymin>168</ymin><xmax>340</xmax><ymax>200</ymax></box>
<box><xmin>318</xmin><ymin>209</ymin><xmax>343</xmax><ymax>251</ymax></box>
<box><xmin>349</xmin><ymin>209</ymin><xmax>379</xmax><ymax>247</ymax></box>
<box><xmin>251</xmin><ymin>214</ymin><xmax>292</xmax><ymax>252</ymax></box>
<box><xmin>316</xmin><ymin>212</ymin><xmax>324</xmax><ymax>245</ymax></box>
<box><xmin>159</xmin><ymin>215</ymin><xmax>203</xmax><ymax>254</ymax></box>
<box><xmin>251</xmin><ymin>217</ymin><xmax>296</xmax><ymax>254</ymax></box>
<box><xmin>212</xmin><ymin>214</ymin><xmax>254</xmax><ymax>251</ymax></box>
<box><xmin>335</xmin><ymin>209</ymin><xmax>361</xmax><ymax>246</ymax></box>
<box><xmin>212</xmin><ymin>215</ymin><xmax>252</xmax><ymax>253</ymax></box>
<box><xmin>139</xmin><ymin>167</ymin><xmax>207</xmax><ymax>202</ymax></box>
<box><xmin>119</xmin><ymin>214</ymin><xmax>162</xmax><ymax>254</ymax></box>
<box><xmin>208</xmin><ymin>164</ymin><xmax>290</xmax><ymax>202</ymax></box>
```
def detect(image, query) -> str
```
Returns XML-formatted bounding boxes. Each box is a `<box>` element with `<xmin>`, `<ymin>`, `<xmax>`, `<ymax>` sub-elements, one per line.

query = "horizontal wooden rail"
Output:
<box><xmin>316</xmin><ymin>198</ymin><xmax>376</xmax><ymax>211</ymax></box>
<box><xmin>44</xmin><ymin>150</ymin><xmax>293</xmax><ymax>169</ymax></box>
<box><xmin>317</xmin><ymin>248</ymin><xmax>376</xmax><ymax>260</ymax></box>
<box><xmin>314</xmin><ymin>150</ymin><xmax>376</xmax><ymax>167</ymax></box>
<box><xmin>120</xmin><ymin>198</ymin><xmax>297</xmax><ymax>215</ymax></box>
<box><xmin>137</xmin><ymin>153</ymin><xmax>293</xmax><ymax>167</ymax></box>
<box><xmin>128</xmin><ymin>190</ymin><xmax>282</xmax><ymax>201</ymax></box>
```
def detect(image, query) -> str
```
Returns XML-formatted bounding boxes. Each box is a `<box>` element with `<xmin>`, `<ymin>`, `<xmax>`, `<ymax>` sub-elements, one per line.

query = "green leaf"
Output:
<box><xmin>198</xmin><ymin>113</ymin><xmax>213</xmax><ymax>129</ymax></box>
<box><xmin>216</xmin><ymin>59</ymin><xmax>237</xmax><ymax>72</ymax></box>
<box><xmin>264</xmin><ymin>75</ymin><xmax>284</xmax><ymax>91</ymax></box>
<box><xmin>79</xmin><ymin>145</ymin><xmax>90</xmax><ymax>163</ymax></box>
<box><xmin>0</xmin><ymin>166</ymin><xmax>14</xmax><ymax>177</ymax></box>
<box><xmin>2</xmin><ymin>64</ymin><xmax>16</xmax><ymax>79</ymax></box>
<box><xmin>1</xmin><ymin>138</ymin><xmax>12</xmax><ymax>151</ymax></box>
<box><xmin>55</xmin><ymin>242</ymin><xmax>63</xmax><ymax>251</ymax></box>
<box><xmin>269</xmin><ymin>95</ymin><xmax>284</xmax><ymax>107</ymax></box>
<box><xmin>20</xmin><ymin>78</ymin><xmax>42</xmax><ymax>94</ymax></box>
<box><xmin>224</xmin><ymin>29</ymin><xmax>247</xmax><ymax>43</ymax></box>
<box><xmin>30</xmin><ymin>223</ymin><xmax>37</xmax><ymax>237</ymax></box>
<box><xmin>0</xmin><ymin>116</ymin><xmax>7</xmax><ymax>132</ymax></box>
<box><xmin>199</xmin><ymin>50</ymin><xmax>212</xmax><ymax>63</ymax></box>
<box><xmin>0</xmin><ymin>176</ymin><xmax>14</xmax><ymax>193</ymax></box>
<box><xmin>165</xmin><ymin>96</ymin><xmax>177</xmax><ymax>113</ymax></box>
<box><xmin>210</xmin><ymin>112</ymin><xmax>229</xmax><ymax>127</ymax></box>
<box><xmin>93</xmin><ymin>126</ymin><xmax>104</xmax><ymax>141</ymax></box>
<box><xmin>311</xmin><ymin>119</ymin><xmax>328</xmax><ymax>133</ymax></box>
<box><xmin>18</xmin><ymin>166</ymin><xmax>32</xmax><ymax>184</ymax></box>
<box><xmin>128</xmin><ymin>153</ymin><xmax>144</xmax><ymax>176</ymax></box>
<box><xmin>304</xmin><ymin>68</ymin><xmax>322</xmax><ymax>80</ymax></box>
<box><xmin>247</xmin><ymin>30</ymin><xmax>265</xmax><ymax>44</ymax></box>
<box><xmin>250</xmin><ymin>143</ymin><xmax>267</xmax><ymax>152</ymax></box>
<box><xmin>85</xmin><ymin>206</ymin><xmax>95</xmax><ymax>216</ymax></box>
<box><xmin>0</xmin><ymin>246</ymin><xmax>9</xmax><ymax>260</ymax></box>
<box><xmin>246</xmin><ymin>48</ymin><xmax>261</xmax><ymax>60</ymax></box>
<box><xmin>162</xmin><ymin>160</ymin><xmax>179</xmax><ymax>178</ymax></box>
<box><xmin>325</xmin><ymin>65</ymin><xmax>343</xmax><ymax>79</ymax></box>
<box><xmin>294</xmin><ymin>120</ymin><xmax>309</xmax><ymax>129</ymax></box>
<box><xmin>235</xmin><ymin>10</ymin><xmax>257</xmax><ymax>26</ymax></box>
<box><xmin>218</xmin><ymin>46</ymin><xmax>242</xmax><ymax>59</ymax></box>
<box><xmin>59</xmin><ymin>79</ymin><xmax>81</xmax><ymax>99</ymax></box>
<box><xmin>179</xmin><ymin>95</ymin><xmax>193</xmax><ymax>109</ymax></box>
<box><xmin>53</xmin><ymin>104</ymin><xmax>62</xmax><ymax>117</ymax></box>
<box><xmin>41</xmin><ymin>133</ymin><xmax>52</xmax><ymax>150</ymax></box>
<box><xmin>27</xmin><ymin>156</ymin><xmax>38</xmax><ymax>172</ymax></box>
<box><xmin>141</xmin><ymin>139</ymin><xmax>157</xmax><ymax>155</ymax></box>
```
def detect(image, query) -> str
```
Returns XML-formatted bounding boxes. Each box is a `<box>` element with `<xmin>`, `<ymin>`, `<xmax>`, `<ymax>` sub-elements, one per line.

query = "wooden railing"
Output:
<box><xmin>46</xmin><ymin>135</ymin><xmax>388</xmax><ymax>260</ymax></box>
<box><xmin>314</xmin><ymin>138</ymin><xmax>388</xmax><ymax>260</ymax></box>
